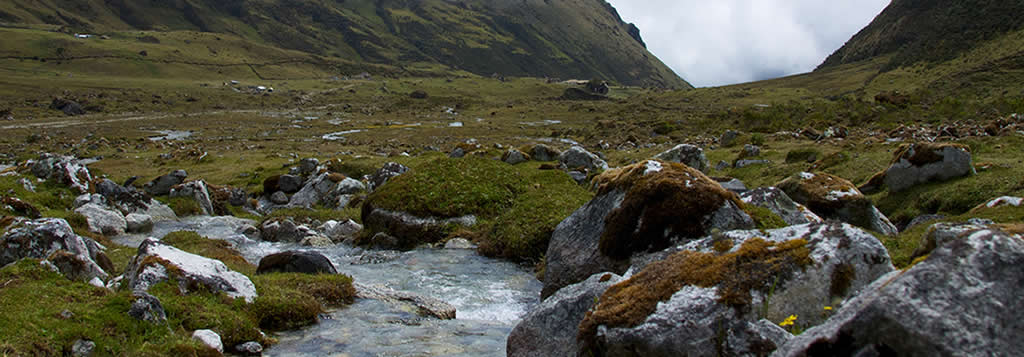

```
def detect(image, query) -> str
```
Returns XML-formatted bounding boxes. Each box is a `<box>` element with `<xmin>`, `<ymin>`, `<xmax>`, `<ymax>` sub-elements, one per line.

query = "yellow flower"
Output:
<box><xmin>779</xmin><ymin>314</ymin><xmax>798</xmax><ymax>327</ymax></box>
<box><xmin>823</xmin><ymin>306</ymin><xmax>833</xmax><ymax>311</ymax></box>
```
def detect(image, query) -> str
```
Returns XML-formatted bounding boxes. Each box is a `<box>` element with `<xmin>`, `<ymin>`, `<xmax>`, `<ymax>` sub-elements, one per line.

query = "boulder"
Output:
<box><xmin>735</xmin><ymin>159</ymin><xmax>771</xmax><ymax>168</ymax></box>
<box><xmin>1</xmin><ymin>218</ymin><xmax>108</xmax><ymax>281</ymax></box>
<box><xmin>47</xmin><ymin>250</ymin><xmax>109</xmax><ymax>282</ymax></box>
<box><xmin>128</xmin><ymin>291</ymin><xmax>167</xmax><ymax>324</ymax></box>
<box><xmin>29</xmin><ymin>154</ymin><xmax>92</xmax><ymax>193</ymax></box>
<box><xmin>277</xmin><ymin>174</ymin><xmax>305</xmax><ymax>194</ymax></box>
<box><xmin>368</xmin><ymin>162</ymin><xmax>409</xmax><ymax>191</ymax></box>
<box><xmin>269</xmin><ymin>191</ymin><xmax>289</xmax><ymax>205</ymax></box>
<box><xmin>741</xmin><ymin>187</ymin><xmax>823</xmax><ymax>226</ymax></box>
<box><xmin>529</xmin><ymin>144</ymin><xmax>561</xmax><ymax>162</ymax></box>
<box><xmin>715</xmin><ymin>177</ymin><xmax>749</xmax><ymax>194</ymax></box>
<box><xmin>124</xmin><ymin>238</ymin><xmax>257</xmax><ymax>302</ymax></box>
<box><xmin>739</xmin><ymin>144</ymin><xmax>761</xmax><ymax>159</ymax></box>
<box><xmin>169</xmin><ymin>180</ymin><xmax>215</xmax><ymax>216</ymax></box>
<box><xmin>501</xmin><ymin>149</ymin><xmax>530</xmax><ymax>165</ymax></box>
<box><xmin>75</xmin><ymin>203</ymin><xmax>127</xmax><ymax>236</ymax></box>
<box><xmin>909</xmin><ymin>221</ymin><xmax>989</xmax><ymax>261</ymax></box>
<box><xmin>361</xmin><ymin>206</ymin><xmax>476</xmax><ymax>249</ymax></box>
<box><xmin>903</xmin><ymin>214</ymin><xmax>946</xmax><ymax>231</ymax></box>
<box><xmin>260</xmin><ymin>218</ymin><xmax>319</xmax><ymax>243</ymax></box>
<box><xmin>542</xmin><ymin>160</ymin><xmax>755</xmax><ymax>298</ymax></box>
<box><xmin>2</xmin><ymin>196</ymin><xmax>41</xmax><ymax>219</ymax></box>
<box><xmin>860</xmin><ymin>143</ymin><xmax>974</xmax><ymax>194</ymax></box>
<box><xmin>559</xmin><ymin>146</ymin><xmax>609</xmax><ymax>171</ymax></box>
<box><xmin>50</xmin><ymin>98</ymin><xmax>86</xmax><ymax>116</ymax></box>
<box><xmin>71</xmin><ymin>339</ymin><xmax>95</xmax><ymax>357</ymax></box>
<box><xmin>720</xmin><ymin>130</ymin><xmax>739</xmax><ymax>147</ymax></box>
<box><xmin>300</xmin><ymin>234</ymin><xmax>333</xmax><ymax>247</ymax></box>
<box><xmin>448</xmin><ymin>147</ymin><xmax>466</xmax><ymax>158</ymax></box>
<box><xmin>257</xmin><ymin>251</ymin><xmax>337</xmax><ymax>275</ymax></box>
<box><xmin>578</xmin><ymin>222</ymin><xmax>894</xmax><ymax>356</ymax></box>
<box><xmin>774</xmin><ymin>228</ymin><xmax>1024</xmax><ymax>357</ymax></box>
<box><xmin>297</xmin><ymin>158</ymin><xmax>320</xmax><ymax>176</ymax></box>
<box><xmin>653</xmin><ymin>144</ymin><xmax>709</xmax><ymax>172</ymax></box>
<box><xmin>235</xmin><ymin>342</ymin><xmax>263</xmax><ymax>355</ymax></box>
<box><xmin>319</xmin><ymin>219</ymin><xmax>362</xmax><ymax>243</ymax></box>
<box><xmin>143</xmin><ymin>170</ymin><xmax>187</xmax><ymax>196</ymax></box>
<box><xmin>192</xmin><ymin>330</ymin><xmax>223</xmax><ymax>354</ymax></box>
<box><xmin>125</xmin><ymin>213</ymin><xmax>154</xmax><ymax>233</ymax></box>
<box><xmin>508</xmin><ymin>273</ymin><xmax>624</xmax><ymax>357</ymax></box>
<box><xmin>778</xmin><ymin>172</ymin><xmax>898</xmax><ymax>236</ymax></box>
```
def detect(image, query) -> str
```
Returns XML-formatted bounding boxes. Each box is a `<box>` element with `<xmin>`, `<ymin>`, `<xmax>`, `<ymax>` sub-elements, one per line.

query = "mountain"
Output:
<box><xmin>818</xmin><ymin>0</ymin><xmax>1024</xmax><ymax>72</ymax></box>
<box><xmin>0</xmin><ymin>0</ymin><xmax>690</xmax><ymax>88</ymax></box>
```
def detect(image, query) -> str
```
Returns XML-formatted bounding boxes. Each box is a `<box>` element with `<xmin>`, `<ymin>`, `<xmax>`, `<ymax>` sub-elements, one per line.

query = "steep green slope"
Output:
<box><xmin>0</xmin><ymin>0</ymin><xmax>689</xmax><ymax>88</ymax></box>
<box><xmin>819</xmin><ymin>0</ymin><xmax>1024</xmax><ymax>72</ymax></box>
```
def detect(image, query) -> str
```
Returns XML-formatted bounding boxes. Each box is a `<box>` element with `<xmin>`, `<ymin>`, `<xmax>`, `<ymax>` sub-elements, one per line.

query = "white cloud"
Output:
<box><xmin>605</xmin><ymin>0</ymin><xmax>890</xmax><ymax>87</ymax></box>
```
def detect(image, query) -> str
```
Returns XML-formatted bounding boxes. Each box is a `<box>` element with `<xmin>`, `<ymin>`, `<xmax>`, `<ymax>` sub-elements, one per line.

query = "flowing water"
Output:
<box><xmin>114</xmin><ymin>216</ymin><xmax>542</xmax><ymax>356</ymax></box>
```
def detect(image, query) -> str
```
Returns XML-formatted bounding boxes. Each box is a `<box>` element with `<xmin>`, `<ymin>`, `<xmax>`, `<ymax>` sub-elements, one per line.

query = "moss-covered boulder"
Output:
<box><xmin>542</xmin><ymin>160</ymin><xmax>755</xmax><ymax>298</ymax></box>
<box><xmin>860</xmin><ymin>142</ymin><xmax>974</xmax><ymax>194</ymax></box>
<box><xmin>577</xmin><ymin>222</ymin><xmax>894</xmax><ymax>356</ymax></box>
<box><xmin>122</xmin><ymin>238</ymin><xmax>258</xmax><ymax>303</ymax></box>
<box><xmin>0</xmin><ymin>218</ymin><xmax>109</xmax><ymax>282</ymax></box>
<box><xmin>778</xmin><ymin>172</ymin><xmax>898</xmax><ymax>236</ymax></box>
<box><xmin>741</xmin><ymin>187</ymin><xmax>823</xmax><ymax>226</ymax></box>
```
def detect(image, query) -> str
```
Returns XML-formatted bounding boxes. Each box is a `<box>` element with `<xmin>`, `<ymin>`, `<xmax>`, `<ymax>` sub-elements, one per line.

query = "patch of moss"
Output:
<box><xmin>265</xmin><ymin>206</ymin><xmax>362</xmax><ymax>225</ymax></box>
<box><xmin>829</xmin><ymin>263</ymin><xmax>855</xmax><ymax>298</ymax></box>
<box><xmin>785</xmin><ymin>148</ymin><xmax>821</xmax><ymax>164</ymax></box>
<box><xmin>810</xmin><ymin>151</ymin><xmax>851</xmax><ymax>171</ymax></box>
<box><xmin>578</xmin><ymin>238</ymin><xmax>811</xmax><ymax>353</ymax></box>
<box><xmin>742</xmin><ymin>203</ymin><xmax>788</xmax><ymax>230</ymax></box>
<box><xmin>162</xmin><ymin>196</ymin><xmax>202</xmax><ymax>217</ymax></box>
<box><xmin>249</xmin><ymin>273</ymin><xmax>354</xmax><ymax>330</ymax></box>
<box><xmin>594</xmin><ymin>161</ymin><xmax>743</xmax><ymax>260</ymax></box>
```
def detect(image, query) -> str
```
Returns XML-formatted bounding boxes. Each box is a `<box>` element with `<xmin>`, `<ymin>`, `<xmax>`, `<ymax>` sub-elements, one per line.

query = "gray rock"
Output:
<box><xmin>235</xmin><ymin>341</ymin><xmax>263</xmax><ymax>355</ymax></box>
<box><xmin>585</xmin><ymin>223</ymin><xmax>894</xmax><ymax>356</ymax></box>
<box><xmin>144</xmin><ymin>170</ymin><xmax>187</xmax><ymax>196</ymax></box>
<box><xmin>362</xmin><ymin>207</ymin><xmax>476</xmax><ymax>249</ymax></box>
<box><xmin>71</xmin><ymin>339</ymin><xmax>95</xmax><ymax>357</ymax></box>
<box><xmin>715</xmin><ymin>177</ymin><xmax>749</xmax><ymax>194</ymax></box>
<box><xmin>125</xmin><ymin>213</ymin><xmax>154</xmax><ymax>233</ymax></box>
<box><xmin>734</xmin><ymin>159</ymin><xmax>771</xmax><ymax>168</ymax></box>
<box><xmin>502</xmin><ymin>149</ymin><xmax>529</xmax><ymax>165</ymax></box>
<box><xmin>559</xmin><ymin>146</ymin><xmax>609</xmax><ymax>171</ymax></box>
<box><xmin>567</xmin><ymin>170</ymin><xmax>588</xmax><ymax>184</ymax></box>
<box><xmin>257</xmin><ymin>250</ymin><xmax>337</xmax><ymax>275</ymax></box>
<box><xmin>17</xmin><ymin>178</ymin><xmax>35</xmax><ymax>193</ymax></box>
<box><xmin>740</xmin><ymin>144</ymin><xmax>761</xmax><ymax>158</ymax></box>
<box><xmin>192</xmin><ymin>329</ymin><xmax>223</xmax><ymax>354</ymax></box>
<box><xmin>530</xmin><ymin>144</ymin><xmax>561</xmax><ymax>162</ymax></box>
<box><xmin>124</xmin><ymin>238</ymin><xmax>258</xmax><ymax>302</ymax></box>
<box><xmin>277</xmin><ymin>175</ymin><xmax>305</xmax><ymax>194</ymax></box>
<box><xmin>51</xmin><ymin>98</ymin><xmax>85</xmax><ymax>116</ymax></box>
<box><xmin>237</xmin><ymin>224</ymin><xmax>261</xmax><ymax>240</ymax></box>
<box><xmin>355</xmin><ymin>283</ymin><xmax>456</xmax><ymax>320</ymax></box>
<box><xmin>720</xmin><ymin>130</ymin><xmax>739</xmax><ymax>147</ymax></box>
<box><xmin>287</xmin><ymin>173</ymin><xmax>337</xmax><ymax>208</ymax></box>
<box><xmin>1</xmin><ymin>218</ymin><xmax>108</xmax><ymax>281</ymax></box>
<box><xmin>653</xmin><ymin>144</ymin><xmax>710</xmax><ymax>172</ymax></box>
<box><xmin>354</xmin><ymin>250</ymin><xmax>402</xmax><ymax>265</ymax></box>
<box><xmin>979</xmin><ymin>196</ymin><xmax>1024</xmax><ymax>209</ymax></box>
<box><xmin>269</xmin><ymin>191</ymin><xmax>289</xmax><ymax>205</ymax></box>
<box><xmin>715</xmin><ymin>160</ymin><xmax>730</xmax><ymax>171</ymax></box>
<box><xmin>774</xmin><ymin>228</ymin><xmax>1024</xmax><ymax>357</ymax></box>
<box><xmin>300</xmin><ymin>234</ymin><xmax>333</xmax><ymax>247</ymax></box>
<box><xmin>443</xmin><ymin>238</ymin><xmax>476</xmax><ymax>250</ymax></box>
<box><xmin>128</xmin><ymin>291</ymin><xmax>167</xmax><ymax>324</ymax></box>
<box><xmin>861</xmin><ymin>143</ymin><xmax>975</xmax><ymax>194</ymax></box>
<box><xmin>297</xmin><ymin>158</ymin><xmax>320</xmax><ymax>176</ymax></box>
<box><xmin>169</xmin><ymin>180</ymin><xmax>215</xmax><ymax>216</ymax></box>
<box><xmin>448</xmin><ymin>147</ymin><xmax>466</xmax><ymax>158</ymax></box>
<box><xmin>369</xmin><ymin>162</ymin><xmax>410</xmax><ymax>191</ymax></box>
<box><xmin>909</xmin><ymin>221</ymin><xmax>989</xmax><ymax>261</ymax></box>
<box><xmin>319</xmin><ymin>219</ymin><xmax>362</xmax><ymax>243</ymax></box>
<box><xmin>46</xmin><ymin>250</ymin><xmax>109</xmax><ymax>282</ymax></box>
<box><xmin>904</xmin><ymin>214</ymin><xmax>946</xmax><ymax>231</ymax></box>
<box><xmin>508</xmin><ymin>273</ymin><xmax>624</xmax><ymax>357</ymax></box>
<box><xmin>29</xmin><ymin>154</ymin><xmax>92</xmax><ymax>193</ymax></box>
<box><xmin>73</xmin><ymin>193</ymin><xmax>105</xmax><ymax>209</ymax></box>
<box><xmin>741</xmin><ymin>187</ymin><xmax>823</xmax><ymax>226</ymax></box>
<box><xmin>260</xmin><ymin>219</ymin><xmax>319</xmax><ymax>243</ymax></box>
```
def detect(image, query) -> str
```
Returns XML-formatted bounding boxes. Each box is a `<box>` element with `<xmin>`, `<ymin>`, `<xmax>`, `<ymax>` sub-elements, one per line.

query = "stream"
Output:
<box><xmin>114</xmin><ymin>216</ymin><xmax>542</xmax><ymax>356</ymax></box>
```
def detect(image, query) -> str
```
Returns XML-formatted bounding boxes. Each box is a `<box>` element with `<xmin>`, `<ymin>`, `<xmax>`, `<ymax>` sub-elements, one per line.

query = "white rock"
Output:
<box><xmin>192</xmin><ymin>329</ymin><xmax>223</xmax><ymax>353</ymax></box>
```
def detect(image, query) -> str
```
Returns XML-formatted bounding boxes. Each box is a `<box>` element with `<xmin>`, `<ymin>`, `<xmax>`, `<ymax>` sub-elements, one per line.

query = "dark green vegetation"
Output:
<box><xmin>0</xmin><ymin>229</ymin><xmax>354</xmax><ymax>355</ymax></box>
<box><xmin>363</xmin><ymin>155</ymin><xmax>592</xmax><ymax>262</ymax></box>
<box><xmin>0</xmin><ymin>0</ymin><xmax>687</xmax><ymax>88</ymax></box>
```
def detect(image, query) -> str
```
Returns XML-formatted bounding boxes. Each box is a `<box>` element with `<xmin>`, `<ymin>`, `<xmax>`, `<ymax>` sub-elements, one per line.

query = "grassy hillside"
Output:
<box><xmin>0</xmin><ymin>0</ymin><xmax>689</xmax><ymax>88</ymax></box>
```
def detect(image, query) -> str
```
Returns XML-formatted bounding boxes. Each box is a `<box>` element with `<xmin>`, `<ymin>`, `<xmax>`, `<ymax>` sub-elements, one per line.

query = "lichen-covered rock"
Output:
<box><xmin>29</xmin><ymin>154</ymin><xmax>92</xmax><ymax>193</ymax></box>
<box><xmin>778</xmin><ymin>172</ymin><xmax>897</xmax><ymax>236</ymax></box>
<box><xmin>501</xmin><ymin>149</ymin><xmax>530</xmax><ymax>165</ymax></box>
<box><xmin>774</xmin><ymin>228</ymin><xmax>1024</xmax><ymax>357</ymax></box>
<box><xmin>741</xmin><ymin>187</ymin><xmax>823</xmax><ymax>226</ymax></box>
<box><xmin>128</xmin><ymin>291</ymin><xmax>166</xmax><ymax>324</ymax></box>
<box><xmin>559</xmin><ymin>146</ymin><xmax>609</xmax><ymax>171</ymax></box>
<box><xmin>235</xmin><ymin>341</ymin><xmax>263</xmax><ymax>355</ymax></box>
<box><xmin>124</xmin><ymin>238</ymin><xmax>257</xmax><ymax>303</ymax></box>
<box><xmin>277</xmin><ymin>174</ymin><xmax>305</xmax><ymax>194</ymax></box>
<box><xmin>368</xmin><ymin>162</ymin><xmax>409</xmax><ymax>191</ymax></box>
<box><xmin>297</xmin><ymin>158</ymin><xmax>320</xmax><ymax>176</ymax></box>
<box><xmin>169</xmin><ymin>180</ymin><xmax>215</xmax><ymax>216</ymax></box>
<box><xmin>909</xmin><ymin>221</ymin><xmax>989</xmax><ymax>261</ymax></box>
<box><xmin>653</xmin><ymin>144</ymin><xmax>709</xmax><ymax>172</ymax></box>
<box><xmin>319</xmin><ymin>219</ymin><xmax>362</xmax><ymax>243</ymax></box>
<box><xmin>260</xmin><ymin>218</ymin><xmax>319</xmax><ymax>243</ymax></box>
<box><xmin>578</xmin><ymin>222</ymin><xmax>894</xmax><ymax>356</ymax></box>
<box><xmin>47</xmin><ymin>250</ymin><xmax>109</xmax><ymax>282</ymax></box>
<box><xmin>542</xmin><ymin>160</ymin><xmax>754</xmax><ymax>298</ymax></box>
<box><xmin>125</xmin><ymin>213</ymin><xmax>154</xmax><ymax>233</ymax></box>
<box><xmin>860</xmin><ymin>142</ymin><xmax>974</xmax><ymax>194</ymax></box>
<box><xmin>269</xmin><ymin>191</ymin><xmax>288</xmax><ymax>205</ymax></box>
<box><xmin>257</xmin><ymin>251</ymin><xmax>337</xmax><ymax>275</ymax></box>
<box><xmin>192</xmin><ymin>329</ymin><xmax>223</xmax><ymax>354</ymax></box>
<box><xmin>508</xmin><ymin>273</ymin><xmax>624</xmax><ymax>357</ymax></box>
<box><xmin>143</xmin><ymin>170</ymin><xmax>187</xmax><ymax>196</ymax></box>
<box><xmin>1</xmin><ymin>218</ymin><xmax>108</xmax><ymax>281</ymax></box>
<box><xmin>529</xmin><ymin>144</ymin><xmax>561</xmax><ymax>162</ymax></box>
<box><xmin>75</xmin><ymin>203</ymin><xmax>127</xmax><ymax>236</ymax></box>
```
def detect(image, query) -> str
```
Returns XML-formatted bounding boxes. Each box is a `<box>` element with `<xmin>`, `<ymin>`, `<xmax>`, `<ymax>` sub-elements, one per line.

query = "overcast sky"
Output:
<box><xmin>605</xmin><ymin>0</ymin><xmax>890</xmax><ymax>87</ymax></box>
